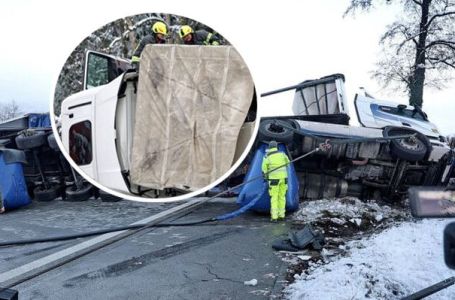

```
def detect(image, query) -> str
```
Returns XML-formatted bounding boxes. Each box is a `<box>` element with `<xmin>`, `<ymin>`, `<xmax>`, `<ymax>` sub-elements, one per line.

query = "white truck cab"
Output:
<box><xmin>60</xmin><ymin>48</ymin><xmax>256</xmax><ymax>197</ymax></box>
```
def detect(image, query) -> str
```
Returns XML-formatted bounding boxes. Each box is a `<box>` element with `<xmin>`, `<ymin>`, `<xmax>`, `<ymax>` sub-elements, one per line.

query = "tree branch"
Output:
<box><xmin>427</xmin><ymin>56</ymin><xmax>455</xmax><ymax>69</ymax></box>
<box><xmin>426</xmin><ymin>40</ymin><xmax>455</xmax><ymax>51</ymax></box>
<box><xmin>427</xmin><ymin>11</ymin><xmax>455</xmax><ymax>27</ymax></box>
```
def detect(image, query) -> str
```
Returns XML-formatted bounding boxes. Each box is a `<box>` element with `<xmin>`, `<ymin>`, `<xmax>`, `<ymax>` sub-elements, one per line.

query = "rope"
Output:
<box><xmin>0</xmin><ymin>147</ymin><xmax>322</xmax><ymax>247</ymax></box>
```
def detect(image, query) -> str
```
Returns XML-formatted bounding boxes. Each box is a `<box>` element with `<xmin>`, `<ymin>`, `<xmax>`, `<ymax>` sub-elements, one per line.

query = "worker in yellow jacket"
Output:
<box><xmin>261</xmin><ymin>141</ymin><xmax>290</xmax><ymax>221</ymax></box>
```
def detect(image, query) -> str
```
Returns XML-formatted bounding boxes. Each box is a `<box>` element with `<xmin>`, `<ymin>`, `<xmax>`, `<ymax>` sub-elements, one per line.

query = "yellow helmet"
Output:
<box><xmin>179</xmin><ymin>25</ymin><xmax>193</xmax><ymax>38</ymax></box>
<box><xmin>152</xmin><ymin>21</ymin><xmax>168</xmax><ymax>36</ymax></box>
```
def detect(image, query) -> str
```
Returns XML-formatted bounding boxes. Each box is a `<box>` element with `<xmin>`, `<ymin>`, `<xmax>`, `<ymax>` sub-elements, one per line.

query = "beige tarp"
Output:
<box><xmin>130</xmin><ymin>45</ymin><xmax>254</xmax><ymax>190</ymax></box>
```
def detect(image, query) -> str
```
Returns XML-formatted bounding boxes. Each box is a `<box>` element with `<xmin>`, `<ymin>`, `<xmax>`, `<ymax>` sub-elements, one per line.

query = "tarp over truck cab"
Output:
<box><xmin>130</xmin><ymin>45</ymin><xmax>255</xmax><ymax>191</ymax></box>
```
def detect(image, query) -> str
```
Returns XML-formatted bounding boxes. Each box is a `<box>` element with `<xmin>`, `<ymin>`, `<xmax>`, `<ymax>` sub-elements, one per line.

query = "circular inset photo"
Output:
<box><xmin>51</xmin><ymin>13</ymin><xmax>258</xmax><ymax>201</ymax></box>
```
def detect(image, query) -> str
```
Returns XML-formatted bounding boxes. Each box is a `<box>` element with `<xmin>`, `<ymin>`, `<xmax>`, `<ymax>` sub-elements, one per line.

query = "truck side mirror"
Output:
<box><xmin>444</xmin><ymin>222</ymin><xmax>455</xmax><ymax>269</ymax></box>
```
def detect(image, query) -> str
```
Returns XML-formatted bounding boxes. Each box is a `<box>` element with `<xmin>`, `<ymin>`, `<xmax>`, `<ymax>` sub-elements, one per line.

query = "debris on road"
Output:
<box><xmin>297</xmin><ymin>255</ymin><xmax>312</xmax><ymax>261</ymax></box>
<box><xmin>279</xmin><ymin>197</ymin><xmax>410</xmax><ymax>286</ymax></box>
<box><xmin>272</xmin><ymin>224</ymin><xmax>326</xmax><ymax>252</ymax></box>
<box><xmin>244</xmin><ymin>279</ymin><xmax>258</xmax><ymax>286</ymax></box>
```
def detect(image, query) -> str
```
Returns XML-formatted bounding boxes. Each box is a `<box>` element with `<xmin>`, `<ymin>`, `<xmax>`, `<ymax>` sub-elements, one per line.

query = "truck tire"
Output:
<box><xmin>15</xmin><ymin>131</ymin><xmax>46</xmax><ymax>150</ymax></box>
<box><xmin>47</xmin><ymin>134</ymin><xmax>59</xmax><ymax>151</ymax></box>
<box><xmin>258</xmin><ymin>119</ymin><xmax>294</xmax><ymax>143</ymax></box>
<box><xmin>33</xmin><ymin>185</ymin><xmax>59</xmax><ymax>202</ymax></box>
<box><xmin>383</xmin><ymin>126</ymin><xmax>430</xmax><ymax>162</ymax></box>
<box><xmin>286</xmin><ymin>119</ymin><xmax>300</xmax><ymax>130</ymax></box>
<box><xmin>286</xmin><ymin>119</ymin><xmax>302</xmax><ymax>146</ymax></box>
<box><xmin>95</xmin><ymin>189</ymin><xmax>122</xmax><ymax>202</ymax></box>
<box><xmin>64</xmin><ymin>183</ymin><xmax>93</xmax><ymax>202</ymax></box>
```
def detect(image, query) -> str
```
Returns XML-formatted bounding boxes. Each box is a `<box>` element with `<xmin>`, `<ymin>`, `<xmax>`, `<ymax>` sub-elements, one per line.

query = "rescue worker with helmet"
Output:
<box><xmin>131</xmin><ymin>21</ymin><xmax>168</xmax><ymax>68</ymax></box>
<box><xmin>179</xmin><ymin>25</ymin><xmax>221</xmax><ymax>45</ymax></box>
<box><xmin>261</xmin><ymin>141</ymin><xmax>290</xmax><ymax>222</ymax></box>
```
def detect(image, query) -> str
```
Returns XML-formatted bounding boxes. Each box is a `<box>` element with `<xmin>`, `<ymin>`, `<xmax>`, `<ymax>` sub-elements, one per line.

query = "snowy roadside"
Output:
<box><xmin>285</xmin><ymin>217</ymin><xmax>455</xmax><ymax>299</ymax></box>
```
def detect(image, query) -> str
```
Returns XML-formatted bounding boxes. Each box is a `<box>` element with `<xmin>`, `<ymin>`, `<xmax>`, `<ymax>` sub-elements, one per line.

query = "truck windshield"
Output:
<box><xmin>379</xmin><ymin>106</ymin><xmax>428</xmax><ymax>122</ymax></box>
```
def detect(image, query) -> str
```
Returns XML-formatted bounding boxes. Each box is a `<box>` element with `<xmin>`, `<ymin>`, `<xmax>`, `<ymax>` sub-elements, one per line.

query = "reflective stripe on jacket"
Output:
<box><xmin>261</xmin><ymin>147</ymin><xmax>290</xmax><ymax>180</ymax></box>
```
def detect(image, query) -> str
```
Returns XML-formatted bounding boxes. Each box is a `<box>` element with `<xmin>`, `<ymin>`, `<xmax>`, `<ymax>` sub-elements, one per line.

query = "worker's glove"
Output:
<box><xmin>131</xmin><ymin>62</ymin><xmax>140</xmax><ymax>72</ymax></box>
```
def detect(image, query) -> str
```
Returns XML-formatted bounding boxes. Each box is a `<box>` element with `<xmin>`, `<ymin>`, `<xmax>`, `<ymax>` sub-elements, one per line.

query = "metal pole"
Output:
<box><xmin>401</xmin><ymin>276</ymin><xmax>455</xmax><ymax>300</ymax></box>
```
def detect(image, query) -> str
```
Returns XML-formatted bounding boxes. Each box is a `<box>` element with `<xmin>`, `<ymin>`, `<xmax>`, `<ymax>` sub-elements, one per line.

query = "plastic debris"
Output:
<box><xmin>272</xmin><ymin>224</ymin><xmax>326</xmax><ymax>252</ymax></box>
<box><xmin>244</xmin><ymin>279</ymin><xmax>258</xmax><ymax>286</ymax></box>
<box><xmin>297</xmin><ymin>255</ymin><xmax>312</xmax><ymax>261</ymax></box>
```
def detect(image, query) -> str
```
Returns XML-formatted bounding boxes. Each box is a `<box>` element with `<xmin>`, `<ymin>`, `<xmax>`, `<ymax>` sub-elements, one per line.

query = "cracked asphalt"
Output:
<box><xmin>1</xmin><ymin>198</ymin><xmax>291</xmax><ymax>299</ymax></box>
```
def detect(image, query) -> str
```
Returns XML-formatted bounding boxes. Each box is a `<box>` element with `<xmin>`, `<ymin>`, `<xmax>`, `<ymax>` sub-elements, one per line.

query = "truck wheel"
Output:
<box><xmin>33</xmin><ymin>185</ymin><xmax>59</xmax><ymax>202</ymax></box>
<box><xmin>47</xmin><ymin>134</ymin><xmax>59</xmax><ymax>151</ymax></box>
<box><xmin>258</xmin><ymin>119</ymin><xmax>294</xmax><ymax>143</ymax></box>
<box><xmin>286</xmin><ymin>119</ymin><xmax>302</xmax><ymax>147</ymax></box>
<box><xmin>285</xmin><ymin>119</ymin><xmax>300</xmax><ymax>130</ymax></box>
<box><xmin>64</xmin><ymin>183</ymin><xmax>93</xmax><ymax>202</ymax></box>
<box><xmin>15</xmin><ymin>131</ymin><xmax>46</xmax><ymax>150</ymax></box>
<box><xmin>383</xmin><ymin>126</ymin><xmax>430</xmax><ymax>162</ymax></box>
<box><xmin>98</xmin><ymin>190</ymin><xmax>122</xmax><ymax>202</ymax></box>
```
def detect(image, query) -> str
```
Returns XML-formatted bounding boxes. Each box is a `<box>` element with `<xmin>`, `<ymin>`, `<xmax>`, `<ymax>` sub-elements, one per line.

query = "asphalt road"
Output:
<box><xmin>1</xmin><ymin>198</ymin><xmax>291</xmax><ymax>299</ymax></box>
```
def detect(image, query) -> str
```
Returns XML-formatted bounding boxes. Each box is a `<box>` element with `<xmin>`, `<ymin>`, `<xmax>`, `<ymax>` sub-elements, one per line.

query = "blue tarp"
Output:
<box><xmin>236</xmin><ymin>143</ymin><xmax>299</xmax><ymax>213</ymax></box>
<box><xmin>28</xmin><ymin>113</ymin><xmax>51</xmax><ymax>129</ymax></box>
<box><xmin>0</xmin><ymin>151</ymin><xmax>31</xmax><ymax>210</ymax></box>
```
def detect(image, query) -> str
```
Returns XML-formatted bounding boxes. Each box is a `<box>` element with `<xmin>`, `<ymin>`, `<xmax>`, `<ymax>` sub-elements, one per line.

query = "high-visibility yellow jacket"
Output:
<box><xmin>261</xmin><ymin>147</ymin><xmax>290</xmax><ymax>180</ymax></box>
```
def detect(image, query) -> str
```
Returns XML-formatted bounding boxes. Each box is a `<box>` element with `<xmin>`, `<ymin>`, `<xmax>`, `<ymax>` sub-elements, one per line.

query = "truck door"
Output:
<box><xmin>83</xmin><ymin>51</ymin><xmax>131</xmax><ymax>90</ymax></box>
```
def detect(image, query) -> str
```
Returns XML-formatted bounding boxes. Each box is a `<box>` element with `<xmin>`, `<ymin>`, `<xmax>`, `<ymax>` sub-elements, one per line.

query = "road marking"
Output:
<box><xmin>0</xmin><ymin>197</ymin><xmax>207</xmax><ymax>288</ymax></box>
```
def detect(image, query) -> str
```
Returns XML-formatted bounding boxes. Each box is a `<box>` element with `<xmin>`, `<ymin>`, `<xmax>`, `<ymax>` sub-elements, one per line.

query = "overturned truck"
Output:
<box><xmin>258</xmin><ymin>74</ymin><xmax>454</xmax><ymax>201</ymax></box>
<box><xmin>0</xmin><ymin>114</ymin><xmax>110</xmax><ymax>210</ymax></box>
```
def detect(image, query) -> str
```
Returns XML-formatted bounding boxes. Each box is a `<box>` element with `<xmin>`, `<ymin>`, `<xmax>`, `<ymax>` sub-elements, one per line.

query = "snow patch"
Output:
<box><xmin>286</xmin><ymin>219</ymin><xmax>455</xmax><ymax>300</ymax></box>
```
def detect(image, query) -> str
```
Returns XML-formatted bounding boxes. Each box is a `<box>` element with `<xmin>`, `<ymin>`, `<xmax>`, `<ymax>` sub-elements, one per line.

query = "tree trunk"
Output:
<box><xmin>409</xmin><ymin>0</ymin><xmax>431</xmax><ymax>108</ymax></box>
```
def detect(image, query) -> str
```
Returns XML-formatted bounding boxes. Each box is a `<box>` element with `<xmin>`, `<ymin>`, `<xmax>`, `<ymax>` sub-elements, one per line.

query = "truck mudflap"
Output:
<box><xmin>237</xmin><ymin>142</ymin><xmax>299</xmax><ymax>213</ymax></box>
<box><xmin>0</xmin><ymin>149</ymin><xmax>31</xmax><ymax>211</ymax></box>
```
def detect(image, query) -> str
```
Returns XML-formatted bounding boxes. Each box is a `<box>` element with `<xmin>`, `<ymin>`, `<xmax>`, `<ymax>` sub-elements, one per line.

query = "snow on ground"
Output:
<box><xmin>286</xmin><ymin>218</ymin><xmax>455</xmax><ymax>300</ymax></box>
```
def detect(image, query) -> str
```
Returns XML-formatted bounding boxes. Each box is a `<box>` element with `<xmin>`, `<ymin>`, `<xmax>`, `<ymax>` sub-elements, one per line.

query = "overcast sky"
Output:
<box><xmin>0</xmin><ymin>0</ymin><xmax>453</xmax><ymax>134</ymax></box>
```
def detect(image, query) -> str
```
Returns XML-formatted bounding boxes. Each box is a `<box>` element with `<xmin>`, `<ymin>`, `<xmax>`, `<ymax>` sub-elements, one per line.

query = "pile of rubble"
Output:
<box><xmin>281</xmin><ymin>197</ymin><xmax>410</xmax><ymax>283</ymax></box>
<box><xmin>294</xmin><ymin>197</ymin><xmax>408</xmax><ymax>236</ymax></box>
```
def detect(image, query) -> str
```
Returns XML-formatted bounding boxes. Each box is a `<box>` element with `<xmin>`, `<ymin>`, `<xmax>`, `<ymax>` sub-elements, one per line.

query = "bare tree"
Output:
<box><xmin>346</xmin><ymin>0</ymin><xmax>455</xmax><ymax>108</ymax></box>
<box><xmin>0</xmin><ymin>100</ymin><xmax>21</xmax><ymax>123</ymax></box>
